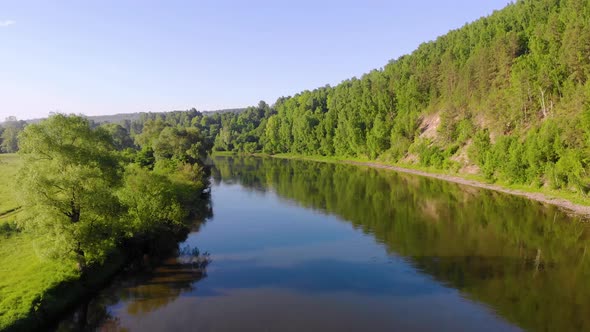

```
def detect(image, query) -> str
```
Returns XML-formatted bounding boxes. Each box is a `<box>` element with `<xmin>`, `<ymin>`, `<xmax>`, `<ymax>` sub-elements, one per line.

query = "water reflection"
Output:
<box><xmin>55</xmin><ymin>247</ymin><xmax>210</xmax><ymax>331</ymax></box>
<box><xmin>209</xmin><ymin>156</ymin><xmax>590</xmax><ymax>332</ymax></box>
<box><xmin>55</xmin><ymin>156</ymin><xmax>590</xmax><ymax>332</ymax></box>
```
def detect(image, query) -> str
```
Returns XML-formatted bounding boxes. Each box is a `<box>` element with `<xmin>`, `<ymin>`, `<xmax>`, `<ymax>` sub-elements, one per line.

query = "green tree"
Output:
<box><xmin>17</xmin><ymin>114</ymin><xmax>124</xmax><ymax>270</ymax></box>
<box><xmin>118</xmin><ymin>165</ymin><xmax>185</xmax><ymax>238</ymax></box>
<box><xmin>101</xmin><ymin>123</ymin><xmax>135</xmax><ymax>150</ymax></box>
<box><xmin>367</xmin><ymin>115</ymin><xmax>390</xmax><ymax>159</ymax></box>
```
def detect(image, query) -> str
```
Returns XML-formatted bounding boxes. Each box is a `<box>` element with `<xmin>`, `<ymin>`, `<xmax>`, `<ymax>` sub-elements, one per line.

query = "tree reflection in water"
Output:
<box><xmin>56</xmin><ymin>156</ymin><xmax>590</xmax><ymax>332</ymax></box>
<box><xmin>55</xmin><ymin>245</ymin><xmax>211</xmax><ymax>331</ymax></box>
<box><xmin>210</xmin><ymin>156</ymin><xmax>590</xmax><ymax>332</ymax></box>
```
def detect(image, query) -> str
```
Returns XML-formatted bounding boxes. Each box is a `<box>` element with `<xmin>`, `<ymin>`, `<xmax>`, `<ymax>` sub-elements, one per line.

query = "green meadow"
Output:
<box><xmin>0</xmin><ymin>154</ymin><xmax>78</xmax><ymax>331</ymax></box>
<box><xmin>0</xmin><ymin>154</ymin><xmax>22</xmax><ymax>220</ymax></box>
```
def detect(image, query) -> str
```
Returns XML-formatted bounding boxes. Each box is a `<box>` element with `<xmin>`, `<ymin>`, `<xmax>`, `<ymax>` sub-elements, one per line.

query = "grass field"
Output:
<box><xmin>0</xmin><ymin>234</ymin><xmax>78</xmax><ymax>330</ymax></box>
<box><xmin>0</xmin><ymin>154</ymin><xmax>22</xmax><ymax>225</ymax></box>
<box><xmin>0</xmin><ymin>153</ymin><xmax>79</xmax><ymax>330</ymax></box>
<box><xmin>0</xmin><ymin>154</ymin><xmax>129</xmax><ymax>331</ymax></box>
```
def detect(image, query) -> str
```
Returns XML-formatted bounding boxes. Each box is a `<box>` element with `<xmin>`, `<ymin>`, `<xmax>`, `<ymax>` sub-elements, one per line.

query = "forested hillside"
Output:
<box><xmin>207</xmin><ymin>0</ymin><xmax>590</xmax><ymax>195</ymax></box>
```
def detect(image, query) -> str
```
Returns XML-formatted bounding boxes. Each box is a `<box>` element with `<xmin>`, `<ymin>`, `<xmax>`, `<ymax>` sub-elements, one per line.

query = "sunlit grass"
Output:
<box><xmin>0</xmin><ymin>233</ymin><xmax>78</xmax><ymax>330</ymax></box>
<box><xmin>0</xmin><ymin>153</ymin><xmax>21</xmax><ymax>218</ymax></box>
<box><xmin>0</xmin><ymin>153</ymin><xmax>79</xmax><ymax>330</ymax></box>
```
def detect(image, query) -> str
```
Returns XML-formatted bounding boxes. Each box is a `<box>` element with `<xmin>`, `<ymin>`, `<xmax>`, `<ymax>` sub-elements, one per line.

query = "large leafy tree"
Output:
<box><xmin>17</xmin><ymin>114</ymin><xmax>124</xmax><ymax>270</ymax></box>
<box><xmin>117</xmin><ymin>164</ymin><xmax>185</xmax><ymax>239</ymax></box>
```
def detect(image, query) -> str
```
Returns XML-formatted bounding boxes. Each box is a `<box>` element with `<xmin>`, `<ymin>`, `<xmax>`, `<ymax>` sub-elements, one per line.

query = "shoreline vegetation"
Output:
<box><xmin>213</xmin><ymin>152</ymin><xmax>590</xmax><ymax>219</ymax></box>
<box><xmin>0</xmin><ymin>115</ymin><xmax>213</xmax><ymax>332</ymax></box>
<box><xmin>3</xmin><ymin>250</ymin><xmax>127</xmax><ymax>332</ymax></box>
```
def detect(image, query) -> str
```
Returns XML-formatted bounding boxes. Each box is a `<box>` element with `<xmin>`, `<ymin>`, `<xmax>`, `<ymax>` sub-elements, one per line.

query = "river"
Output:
<box><xmin>55</xmin><ymin>156</ymin><xmax>590</xmax><ymax>332</ymax></box>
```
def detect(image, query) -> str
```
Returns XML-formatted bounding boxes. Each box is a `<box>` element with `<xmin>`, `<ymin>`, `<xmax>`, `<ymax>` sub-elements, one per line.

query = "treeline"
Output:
<box><xmin>15</xmin><ymin>114</ymin><xmax>212</xmax><ymax>270</ymax></box>
<box><xmin>0</xmin><ymin>107</ymin><xmax>246</xmax><ymax>153</ymax></box>
<box><xmin>208</xmin><ymin>0</ymin><xmax>590</xmax><ymax>194</ymax></box>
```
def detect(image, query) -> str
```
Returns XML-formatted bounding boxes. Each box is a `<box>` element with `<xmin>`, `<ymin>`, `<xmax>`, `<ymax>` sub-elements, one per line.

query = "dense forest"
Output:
<box><xmin>3</xmin><ymin>0</ymin><xmax>590</xmax><ymax>195</ymax></box>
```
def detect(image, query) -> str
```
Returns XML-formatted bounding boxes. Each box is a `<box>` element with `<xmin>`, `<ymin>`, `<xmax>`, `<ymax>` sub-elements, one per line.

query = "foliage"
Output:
<box><xmin>100</xmin><ymin>123</ymin><xmax>135</xmax><ymax>150</ymax></box>
<box><xmin>4</xmin><ymin>112</ymin><xmax>213</xmax><ymax>330</ymax></box>
<box><xmin>118</xmin><ymin>165</ymin><xmax>186</xmax><ymax>238</ymax></box>
<box><xmin>17</xmin><ymin>115</ymin><xmax>125</xmax><ymax>267</ymax></box>
<box><xmin>15</xmin><ymin>114</ymin><xmax>212</xmax><ymax>266</ymax></box>
<box><xmin>0</xmin><ymin>234</ymin><xmax>78</xmax><ymax>330</ymax></box>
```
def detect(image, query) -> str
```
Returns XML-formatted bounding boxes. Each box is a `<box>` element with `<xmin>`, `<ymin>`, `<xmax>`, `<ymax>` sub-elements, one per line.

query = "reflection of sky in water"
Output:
<box><xmin>185</xmin><ymin>183</ymin><xmax>361</xmax><ymax>255</ymax></box>
<box><xmin>102</xmin><ymin>181</ymin><xmax>522</xmax><ymax>332</ymax></box>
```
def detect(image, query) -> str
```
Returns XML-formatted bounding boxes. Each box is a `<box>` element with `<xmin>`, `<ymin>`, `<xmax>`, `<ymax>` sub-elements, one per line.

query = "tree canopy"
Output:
<box><xmin>16</xmin><ymin>114</ymin><xmax>212</xmax><ymax>270</ymax></box>
<box><xmin>17</xmin><ymin>115</ymin><xmax>124</xmax><ymax>267</ymax></box>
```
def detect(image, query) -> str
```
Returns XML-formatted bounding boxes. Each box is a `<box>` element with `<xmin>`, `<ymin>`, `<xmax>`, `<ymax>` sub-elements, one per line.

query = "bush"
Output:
<box><xmin>554</xmin><ymin>149</ymin><xmax>586</xmax><ymax>192</ymax></box>
<box><xmin>456</xmin><ymin>119</ymin><xmax>474</xmax><ymax>144</ymax></box>
<box><xmin>385</xmin><ymin>136</ymin><xmax>412</xmax><ymax>162</ymax></box>
<box><xmin>0</xmin><ymin>220</ymin><xmax>18</xmax><ymax>237</ymax></box>
<box><xmin>468</xmin><ymin>129</ymin><xmax>491</xmax><ymax>167</ymax></box>
<box><xmin>411</xmin><ymin>139</ymin><xmax>446</xmax><ymax>169</ymax></box>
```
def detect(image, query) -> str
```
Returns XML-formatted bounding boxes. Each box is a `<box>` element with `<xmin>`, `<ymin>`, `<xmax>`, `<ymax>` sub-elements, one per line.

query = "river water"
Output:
<box><xmin>56</xmin><ymin>156</ymin><xmax>590</xmax><ymax>332</ymax></box>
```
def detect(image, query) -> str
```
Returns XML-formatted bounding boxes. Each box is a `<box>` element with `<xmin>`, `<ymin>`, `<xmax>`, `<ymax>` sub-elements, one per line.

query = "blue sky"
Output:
<box><xmin>0</xmin><ymin>1</ymin><xmax>510</xmax><ymax>120</ymax></box>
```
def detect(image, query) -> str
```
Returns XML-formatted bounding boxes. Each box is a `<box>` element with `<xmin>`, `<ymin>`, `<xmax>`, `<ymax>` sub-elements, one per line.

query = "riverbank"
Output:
<box><xmin>349</xmin><ymin>160</ymin><xmax>590</xmax><ymax>218</ymax></box>
<box><xmin>0</xmin><ymin>151</ymin><xmax>210</xmax><ymax>331</ymax></box>
<box><xmin>0</xmin><ymin>154</ymin><xmax>67</xmax><ymax>331</ymax></box>
<box><xmin>2</xmin><ymin>250</ymin><xmax>126</xmax><ymax>332</ymax></box>
<box><xmin>213</xmin><ymin>152</ymin><xmax>590</xmax><ymax>219</ymax></box>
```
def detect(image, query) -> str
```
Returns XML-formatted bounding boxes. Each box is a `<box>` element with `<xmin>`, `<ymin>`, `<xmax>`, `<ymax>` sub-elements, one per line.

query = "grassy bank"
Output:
<box><xmin>1</xmin><ymin>144</ymin><xmax>210</xmax><ymax>331</ymax></box>
<box><xmin>0</xmin><ymin>234</ymin><xmax>78</xmax><ymax>330</ymax></box>
<box><xmin>0</xmin><ymin>154</ymin><xmax>127</xmax><ymax>331</ymax></box>
<box><xmin>0</xmin><ymin>154</ymin><xmax>72</xmax><ymax>330</ymax></box>
<box><xmin>213</xmin><ymin>152</ymin><xmax>590</xmax><ymax>217</ymax></box>
<box><xmin>0</xmin><ymin>154</ymin><xmax>53</xmax><ymax>330</ymax></box>
<box><xmin>0</xmin><ymin>237</ymin><xmax>126</xmax><ymax>332</ymax></box>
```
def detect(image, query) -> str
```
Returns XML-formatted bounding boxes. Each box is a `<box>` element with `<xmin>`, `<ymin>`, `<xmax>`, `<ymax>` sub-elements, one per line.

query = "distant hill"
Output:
<box><xmin>85</xmin><ymin>108</ymin><xmax>247</xmax><ymax>124</ymax></box>
<box><xmin>14</xmin><ymin>108</ymin><xmax>246</xmax><ymax>125</ymax></box>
